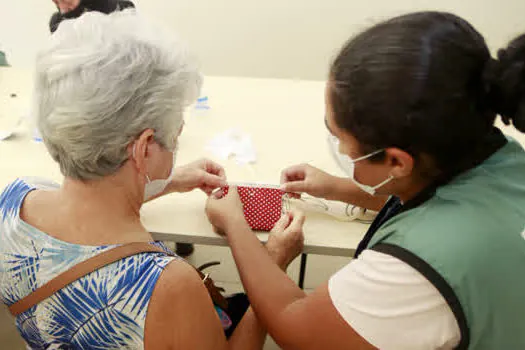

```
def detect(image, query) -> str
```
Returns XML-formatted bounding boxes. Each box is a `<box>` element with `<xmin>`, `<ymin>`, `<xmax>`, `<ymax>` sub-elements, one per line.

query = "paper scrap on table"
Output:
<box><xmin>0</xmin><ymin>116</ymin><xmax>24</xmax><ymax>141</ymax></box>
<box><xmin>0</xmin><ymin>130</ymin><xmax>13</xmax><ymax>141</ymax></box>
<box><xmin>206</xmin><ymin>129</ymin><xmax>257</xmax><ymax>165</ymax></box>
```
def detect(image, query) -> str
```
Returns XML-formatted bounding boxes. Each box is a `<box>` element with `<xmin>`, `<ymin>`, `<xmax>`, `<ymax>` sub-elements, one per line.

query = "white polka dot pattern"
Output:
<box><xmin>222</xmin><ymin>186</ymin><xmax>284</xmax><ymax>231</ymax></box>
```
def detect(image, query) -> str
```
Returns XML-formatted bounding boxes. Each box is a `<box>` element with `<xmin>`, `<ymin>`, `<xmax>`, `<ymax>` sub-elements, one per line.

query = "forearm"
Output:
<box><xmin>226</xmin><ymin>228</ymin><xmax>299</xmax><ymax>350</ymax></box>
<box><xmin>227</xmin><ymin>308</ymin><xmax>266</xmax><ymax>350</ymax></box>
<box><xmin>325</xmin><ymin>177</ymin><xmax>388</xmax><ymax>211</ymax></box>
<box><xmin>226</xmin><ymin>220</ymin><xmax>306</xmax><ymax>333</ymax></box>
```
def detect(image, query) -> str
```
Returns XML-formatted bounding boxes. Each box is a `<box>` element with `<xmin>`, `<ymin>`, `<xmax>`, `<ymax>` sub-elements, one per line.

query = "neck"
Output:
<box><xmin>58</xmin><ymin>173</ymin><xmax>149</xmax><ymax>244</ymax></box>
<box><xmin>395</xmin><ymin>178</ymin><xmax>432</xmax><ymax>204</ymax></box>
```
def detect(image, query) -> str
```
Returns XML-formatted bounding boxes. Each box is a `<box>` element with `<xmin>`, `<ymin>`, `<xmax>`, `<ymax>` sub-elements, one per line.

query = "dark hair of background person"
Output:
<box><xmin>329</xmin><ymin>11</ymin><xmax>525</xmax><ymax>178</ymax></box>
<box><xmin>49</xmin><ymin>0</ymin><xmax>135</xmax><ymax>33</ymax></box>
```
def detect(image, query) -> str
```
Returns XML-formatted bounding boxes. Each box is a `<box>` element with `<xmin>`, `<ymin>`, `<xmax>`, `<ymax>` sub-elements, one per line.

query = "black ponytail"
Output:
<box><xmin>486</xmin><ymin>35</ymin><xmax>525</xmax><ymax>132</ymax></box>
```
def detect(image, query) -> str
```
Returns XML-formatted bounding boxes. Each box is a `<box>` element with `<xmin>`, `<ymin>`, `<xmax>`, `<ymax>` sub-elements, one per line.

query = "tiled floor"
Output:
<box><xmin>0</xmin><ymin>244</ymin><xmax>350</xmax><ymax>349</ymax></box>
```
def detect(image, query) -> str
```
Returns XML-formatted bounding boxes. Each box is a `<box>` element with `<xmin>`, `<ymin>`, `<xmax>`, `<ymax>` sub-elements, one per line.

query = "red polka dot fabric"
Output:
<box><xmin>222</xmin><ymin>185</ymin><xmax>284</xmax><ymax>231</ymax></box>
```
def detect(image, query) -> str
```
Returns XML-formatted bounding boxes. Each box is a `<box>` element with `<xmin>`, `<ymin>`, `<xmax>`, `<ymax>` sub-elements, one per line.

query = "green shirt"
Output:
<box><xmin>368</xmin><ymin>137</ymin><xmax>525</xmax><ymax>349</ymax></box>
<box><xmin>0</xmin><ymin>51</ymin><xmax>8</xmax><ymax>66</ymax></box>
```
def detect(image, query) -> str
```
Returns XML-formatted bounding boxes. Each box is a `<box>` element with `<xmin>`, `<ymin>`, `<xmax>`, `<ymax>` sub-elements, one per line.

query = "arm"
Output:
<box><xmin>219</xmin><ymin>216</ymin><xmax>374</xmax><ymax>349</ymax></box>
<box><xmin>144</xmin><ymin>158</ymin><xmax>227</xmax><ymax>203</ymax></box>
<box><xmin>206</xmin><ymin>190</ymin><xmax>461</xmax><ymax>349</ymax></box>
<box><xmin>205</xmin><ymin>189</ymin><xmax>375</xmax><ymax>349</ymax></box>
<box><xmin>280</xmin><ymin>164</ymin><xmax>387</xmax><ymax>211</ymax></box>
<box><xmin>145</xmin><ymin>259</ymin><xmax>266</xmax><ymax>350</ymax></box>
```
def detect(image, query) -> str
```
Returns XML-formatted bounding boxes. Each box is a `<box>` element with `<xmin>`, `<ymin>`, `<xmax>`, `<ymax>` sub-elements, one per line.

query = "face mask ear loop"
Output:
<box><xmin>353</xmin><ymin>149</ymin><xmax>385</xmax><ymax>163</ymax></box>
<box><xmin>373</xmin><ymin>175</ymin><xmax>395</xmax><ymax>190</ymax></box>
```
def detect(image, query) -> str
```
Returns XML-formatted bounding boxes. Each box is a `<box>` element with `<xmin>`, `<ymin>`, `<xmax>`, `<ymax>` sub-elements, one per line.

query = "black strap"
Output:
<box><xmin>371</xmin><ymin>243</ymin><xmax>470</xmax><ymax>350</ymax></box>
<box><xmin>354</xmin><ymin>197</ymin><xmax>402</xmax><ymax>258</ymax></box>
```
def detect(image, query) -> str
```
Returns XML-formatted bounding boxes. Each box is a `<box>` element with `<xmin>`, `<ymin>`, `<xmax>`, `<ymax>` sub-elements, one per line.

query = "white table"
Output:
<box><xmin>0</xmin><ymin>68</ymin><xmax>370</xmax><ymax>287</ymax></box>
<box><xmin>6</xmin><ymin>67</ymin><xmax>523</xmax><ymax>286</ymax></box>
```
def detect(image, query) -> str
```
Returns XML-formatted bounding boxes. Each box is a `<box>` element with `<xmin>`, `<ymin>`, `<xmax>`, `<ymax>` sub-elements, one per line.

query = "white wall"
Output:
<box><xmin>1</xmin><ymin>0</ymin><xmax>525</xmax><ymax>80</ymax></box>
<box><xmin>0</xmin><ymin>1</ymin><xmax>56</xmax><ymax>69</ymax></box>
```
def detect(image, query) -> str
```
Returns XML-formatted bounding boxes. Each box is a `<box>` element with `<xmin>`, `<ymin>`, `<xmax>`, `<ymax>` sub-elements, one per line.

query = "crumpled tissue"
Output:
<box><xmin>206</xmin><ymin>129</ymin><xmax>257</xmax><ymax>165</ymax></box>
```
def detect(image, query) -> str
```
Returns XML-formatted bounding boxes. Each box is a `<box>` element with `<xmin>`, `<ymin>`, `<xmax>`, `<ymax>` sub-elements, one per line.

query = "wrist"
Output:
<box><xmin>273</xmin><ymin>254</ymin><xmax>289</xmax><ymax>271</ymax></box>
<box><xmin>224</xmin><ymin>214</ymin><xmax>250</xmax><ymax>234</ymax></box>
<box><xmin>265</xmin><ymin>243</ymin><xmax>288</xmax><ymax>271</ymax></box>
<box><xmin>168</xmin><ymin>167</ymin><xmax>192</xmax><ymax>193</ymax></box>
<box><xmin>165</xmin><ymin>179</ymin><xmax>181</xmax><ymax>193</ymax></box>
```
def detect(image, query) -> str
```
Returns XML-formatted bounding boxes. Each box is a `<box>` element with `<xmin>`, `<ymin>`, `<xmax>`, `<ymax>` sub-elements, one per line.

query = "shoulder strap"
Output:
<box><xmin>9</xmin><ymin>242</ymin><xmax>228</xmax><ymax>316</ymax></box>
<box><xmin>9</xmin><ymin>242</ymin><xmax>165</xmax><ymax>316</ymax></box>
<box><xmin>371</xmin><ymin>243</ymin><xmax>469</xmax><ymax>350</ymax></box>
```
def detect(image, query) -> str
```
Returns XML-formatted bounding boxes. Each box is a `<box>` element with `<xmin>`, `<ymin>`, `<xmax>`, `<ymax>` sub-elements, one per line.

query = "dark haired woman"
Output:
<box><xmin>206</xmin><ymin>11</ymin><xmax>525</xmax><ymax>350</ymax></box>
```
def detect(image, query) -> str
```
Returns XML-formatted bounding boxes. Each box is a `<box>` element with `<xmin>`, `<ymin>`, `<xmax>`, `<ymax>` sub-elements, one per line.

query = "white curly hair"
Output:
<box><xmin>33</xmin><ymin>10</ymin><xmax>202</xmax><ymax>180</ymax></box>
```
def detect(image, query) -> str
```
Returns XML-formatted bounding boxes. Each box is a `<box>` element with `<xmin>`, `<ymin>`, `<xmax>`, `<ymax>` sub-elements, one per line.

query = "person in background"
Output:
<box><xmin>50</xmin><ymin>0</ymin><xmax>135</xmax><ymax>33</ymax></box>
<box><xmin>0</xmin><ymin>45</ymin><xmax>8</xmax><ymax>66</ymax></box>
<box><xmin>206</xmin><ymin>11</ymin><xmax>525</xmax><ymax>349</ymax></box>
<box><xmin>0</xmin><ymin>12</ymin><xmax>303</xmax><ymax>349</ymax></box>
<box><xmin>48</xmin><ymin>0</ymin><xmax>195</xmax><ymax>256</ymax></box>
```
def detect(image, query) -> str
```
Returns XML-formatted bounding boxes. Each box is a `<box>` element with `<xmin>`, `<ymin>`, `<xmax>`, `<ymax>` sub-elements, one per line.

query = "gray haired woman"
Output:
<box><xmin>0</xmin><ymin>11</ymin><xmax>303</xmax><ymax>349</ymax></box>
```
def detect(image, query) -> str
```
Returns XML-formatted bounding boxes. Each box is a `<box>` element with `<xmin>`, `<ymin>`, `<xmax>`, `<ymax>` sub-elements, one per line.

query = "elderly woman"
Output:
<box><xmin>0</xmin><ymin>12</ymin><xmax>302</xmax><ymax>349</ymax></box>
<box><xmin>48</xmin><ymin>0</ymin><xmax>196</xmax><ymax>257</ymax></box>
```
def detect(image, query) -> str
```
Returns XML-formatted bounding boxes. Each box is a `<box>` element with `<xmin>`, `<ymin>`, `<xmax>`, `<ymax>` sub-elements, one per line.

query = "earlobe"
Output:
<box><xmin>129</xmin><ymin>142</ymin><xmax>144</xmax><ymax>175</ymax></box>
<box><xmin>131</xmin><ymin>141</ymin><xmax>149</xmax><ymax>175</ymax></box>
<box><xmin>386</xmin><ymin>148</ymin><xmax>415</xmax><ymax>178</ymax></box>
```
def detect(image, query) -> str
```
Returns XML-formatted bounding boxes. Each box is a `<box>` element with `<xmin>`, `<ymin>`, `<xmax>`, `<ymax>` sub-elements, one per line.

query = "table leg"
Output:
<box><xmin>298</xmin><ymin>253</ymin><xmax>308</xmax><ymax>289</ymax></box>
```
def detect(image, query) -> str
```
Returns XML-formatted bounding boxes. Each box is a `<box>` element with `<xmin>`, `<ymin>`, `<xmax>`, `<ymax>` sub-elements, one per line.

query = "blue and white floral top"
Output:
<box><xmin>0</xmin><ymin>178</ymin><xmax>176</xmax><ymax>349</ymax></box>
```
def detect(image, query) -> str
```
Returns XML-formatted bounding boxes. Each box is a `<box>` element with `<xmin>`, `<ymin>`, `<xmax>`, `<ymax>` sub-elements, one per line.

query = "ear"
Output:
<box><xmin>384</xmin><ymin>148</ymin><xmax>415</xmax><ymax>179</ymax></box>
<box><xmin>128</xmin><ymin>129</ymin><xmax>155</xmax><ymax>175</ymax></box>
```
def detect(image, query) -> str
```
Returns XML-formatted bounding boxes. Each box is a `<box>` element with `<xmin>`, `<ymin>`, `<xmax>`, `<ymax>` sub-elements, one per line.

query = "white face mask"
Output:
<box><xmin>144</xmin><ymin>165</ymin><xmax>175</xmax><ymax>201</ymax></box>
<box><xmin>328</xmin><ymin>134</ymin><xmax>393</xmax><ymax>195</ymax></box>
<box><xmin>133</xmin><ymin>143</ymin><xmax>176</xmax><ymax>201</ymax></box>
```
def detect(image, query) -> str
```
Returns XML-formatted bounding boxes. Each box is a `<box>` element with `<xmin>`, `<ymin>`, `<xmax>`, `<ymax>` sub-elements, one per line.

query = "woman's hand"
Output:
<box><xmin>280</xmin><ymin>164</ymin><xmax>339</xmax><ymax>199</ymax></box>
<box><xmin>281</xmin><ymin>163</ymin><xmax>388</xmax><ymax>211</ymax></box>
<box><xmin>171</xmin><ymin>159</ymin><xmax>227</xmax><ymax>195</ymax></box>
<box><xmin>206</xmin><ymin>188</ymin><xmax>305</xmax><ymax>269</ymax></box>
<box><xmin>266</xmin><ymin>210</ymin><xmax>305</xmax><ymax>270</ymax></box>
<box><xmin>205</xmin><ymin>186</ymin><xmax>247</xmax><ymax>235</ymax></box>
